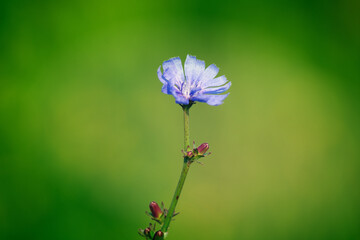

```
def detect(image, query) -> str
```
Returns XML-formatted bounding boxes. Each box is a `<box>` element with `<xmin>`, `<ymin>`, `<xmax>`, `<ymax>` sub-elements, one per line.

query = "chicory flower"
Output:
<box><xmin>158</xmin><ymin>55</ymin><xmax>231</xmax><ymax>106</ymax></box>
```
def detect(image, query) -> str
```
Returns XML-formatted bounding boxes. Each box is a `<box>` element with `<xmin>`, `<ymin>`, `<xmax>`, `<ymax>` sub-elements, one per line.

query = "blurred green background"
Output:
<box><xmin>1</xmin><ymin>0</ymin><xmax>359</xmax><ymax>239</ymax></box>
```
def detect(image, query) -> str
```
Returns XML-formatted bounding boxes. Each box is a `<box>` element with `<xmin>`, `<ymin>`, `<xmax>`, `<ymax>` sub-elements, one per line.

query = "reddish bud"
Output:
<box><xmin>186</xmin><ymin>151</ymin><xmax>194</xmax><ymax>158</ymax></box>
<box><xmin>144</xmin><ymin>227</ymin><xmax>151</xmax><ymax>236</ymax></box>
<box><xmin>153</xmin><ymin>231</ymin><xmax>164</xmax><ymax>240</ymax></box>
<box><xmin>197</xmin><ymin>143</ymin><xmax>209</xmax><ymax>155</ymax></box>
<box><xmin>149</xmin><ymin>201</ymin><xmax>163</xmax><ymax>219</ymax></box>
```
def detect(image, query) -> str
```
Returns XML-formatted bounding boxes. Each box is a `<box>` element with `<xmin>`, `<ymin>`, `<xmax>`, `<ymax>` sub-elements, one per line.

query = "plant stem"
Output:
<box><xmin>183</xmin><ymin>105</ymin><xmax>190</xmax><ymax>150</ymax></box>
<box><xmin>161</xmin><ymin>105</ymin><xmax>191</xmax><ymax>233</ymax></box>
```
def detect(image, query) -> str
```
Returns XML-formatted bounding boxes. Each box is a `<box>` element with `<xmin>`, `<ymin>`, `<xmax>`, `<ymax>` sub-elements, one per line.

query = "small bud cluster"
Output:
<box><xmin>139</xmin><ymin>201</ymin><xmax>177</xmax><ymax>239</ymax></box>
<box><xmin>138</xmin><ymin>223</ymin><xmax>156</xmax><ymax>239</ymax></box>
<box><xmin>182</xmin><ymin>142</ymin><xmax>211</xmax><ymax>164</ymax></box>
<box><xmin>140</xmin><ymin>142</ymin><xmax>211</xmax><ymax>239</ymax></box>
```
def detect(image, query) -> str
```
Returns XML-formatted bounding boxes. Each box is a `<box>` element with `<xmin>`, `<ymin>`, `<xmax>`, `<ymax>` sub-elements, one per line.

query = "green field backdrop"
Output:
<box><xmin>1</xmin><ymin>0</ymin><xmax>359</xmax><ymax>239</ymax></box>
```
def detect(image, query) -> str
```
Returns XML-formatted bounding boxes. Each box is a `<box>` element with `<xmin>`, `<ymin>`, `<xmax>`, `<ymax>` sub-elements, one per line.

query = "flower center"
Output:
<box><xmin>182</xmin><ymin>80</ymin><xmax>191</xmax><ymax>98</ymax></box>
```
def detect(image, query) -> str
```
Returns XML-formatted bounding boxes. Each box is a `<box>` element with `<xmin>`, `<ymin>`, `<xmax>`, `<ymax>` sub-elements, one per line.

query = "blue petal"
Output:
<box><xmin>190</xmin><ymin>93</ymin><xmax>211</xmax><ymax>103</ymax></box>
<box><xmin>157</xmin><ymin>66</ymin><xmax>166</xmax><ymax>84</ymax></box>
<box><xmin>191</xmin><ymin>93</ymin><xmax>230</xmax><ymax>106</ymax></box>
<box><xmin>161</xmin><ymin>84</ymin><xmax>169</xmax><ymax>94</ymax></box>
<box><xmin>196</xmin><ymin>64</ymin><xmax>219</xmax><ymax>86</ymax></box>
<box><xmin>162</xmin><ymin>57</ymin><xmax>184</xmax><ymax>87</ymax></box>
<box><xmin>190</xmin><ymin>86</ymin><xmax>202</xmax><ymax>96</ymax></box>
<box><xmin>158</xmin><ymin>66</ymin><xmax>171</xmax><ymax>94</ymax></box>
<box><xmin>174</xmin><ymin>95</ymin><xmax>189</xmax><ymax>105</ymax></box>
<box><xmin>185</xmin><ymin>55</ymin><xmax>205</xmax><ymax>87</ymax></box>
<box><xmin>201</xmin><ymin>75</ymin><xmax>228</xmax><ymax>88</ymax></box>
<box><xmin>203</xmin><ymin>82</ymin><xmax>231</xmax><ymax>94</ymax></box>
<box><xmin>206</xmin><ymin>93</ymin><xmax>230</xmax><ymax>106</ymax></box>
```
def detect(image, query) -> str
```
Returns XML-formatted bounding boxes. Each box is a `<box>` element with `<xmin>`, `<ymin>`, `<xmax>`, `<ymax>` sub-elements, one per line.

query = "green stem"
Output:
<box><xmin>161</xmin><ymin>105</ymin><xmax>191</xmax><ymax>233</ymax></box>
<box><xmin>183</xmin><ymin>105</ymin><xmax>190</xmax><ymax>150</ymax></box>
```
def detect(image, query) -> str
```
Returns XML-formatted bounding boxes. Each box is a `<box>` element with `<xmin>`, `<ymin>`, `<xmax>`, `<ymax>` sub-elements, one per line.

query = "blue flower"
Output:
<box><xmin>158</xmin><ymin>55</ymin><xmax>231</xmax><ymax>106</ymax></box>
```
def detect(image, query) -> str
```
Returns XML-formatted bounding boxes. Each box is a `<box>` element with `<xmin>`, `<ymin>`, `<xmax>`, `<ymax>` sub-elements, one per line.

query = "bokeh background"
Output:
<box><xmin>1</xmin><ymin>0</ymin><xmax>359</xmax><ymax>239</ymax></box>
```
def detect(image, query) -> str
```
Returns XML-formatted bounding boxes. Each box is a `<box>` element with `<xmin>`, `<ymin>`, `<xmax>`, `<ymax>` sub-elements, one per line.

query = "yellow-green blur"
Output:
<box><xmin>1</xmin><ymin>0</ymin><xmax>359</xmax><ymax>239</ymax></box>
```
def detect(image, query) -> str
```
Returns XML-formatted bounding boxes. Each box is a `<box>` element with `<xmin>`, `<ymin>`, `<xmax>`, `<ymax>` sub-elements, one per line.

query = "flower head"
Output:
<box><xmin>158</xmin><ymin>55</ymin><xmax>231</xmax><ymax>106</ymax></box>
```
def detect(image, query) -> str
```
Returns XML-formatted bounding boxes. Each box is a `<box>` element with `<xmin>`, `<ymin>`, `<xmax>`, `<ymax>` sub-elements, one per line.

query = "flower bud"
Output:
<box><xmin>149</xmin><ymin>201</ymin><xmax>163</xmax><ymax>219</ymax></box>
<box><xmin>153</xmin><ymin>230</ymin><xmax>164</xmax><ymax>240</ymax></box>
<box><xmin>186</xmin><ymin>151</ymin><xmax>194</xmax><ymax>158</ymax></box>
<box><xmin>144</xmin><ymin>227</ymin><xmax>151</xmax><ymax>236</ymax></box>
<box><xmin>197</xmin><ymin>143</ymin><xmax>209</xmax><ymax>155</ymax></box>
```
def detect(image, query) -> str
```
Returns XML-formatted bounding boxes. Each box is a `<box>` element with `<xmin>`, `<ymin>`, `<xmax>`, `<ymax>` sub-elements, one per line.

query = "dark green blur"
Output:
<box><xmin>1</xmin><ymin>0</ymin><xmax>359</xmax><ymax>239</ymax></box>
